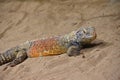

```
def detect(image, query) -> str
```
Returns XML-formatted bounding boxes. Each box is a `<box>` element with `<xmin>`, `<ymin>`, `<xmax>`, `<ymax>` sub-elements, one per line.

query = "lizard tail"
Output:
<box><xmin>0</xmin><ymin>52</ymin><xmax>15</xmax><ymax>66</ymax></box>
<box><xmin>0</xmin><ymin>47</ymin><xmax>18</xmax><ymax>66</ymax></box>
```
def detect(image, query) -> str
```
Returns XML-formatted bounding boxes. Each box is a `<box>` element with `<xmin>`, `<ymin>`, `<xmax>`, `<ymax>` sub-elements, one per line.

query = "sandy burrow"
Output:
<box><xmin>0</xmin><ymin>0</ymin><xmax>120</xmax><ymax>80</ymax></box>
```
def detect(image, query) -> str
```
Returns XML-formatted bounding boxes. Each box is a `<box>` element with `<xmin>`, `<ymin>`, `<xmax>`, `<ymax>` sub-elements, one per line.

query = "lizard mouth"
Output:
<box><xmin>82</xmin><ymin>30</ymin><xmax>97</xmax><ymax>44</ymax></box>
<box><xmin>93</xmin><ymin>31</ymin><xmax>97</xmax><ymax>40</ymax></box>
<box><xmin>90</xmin><ymin>31</ymin><xmax>97</xmax><ymax>42</ymax></box>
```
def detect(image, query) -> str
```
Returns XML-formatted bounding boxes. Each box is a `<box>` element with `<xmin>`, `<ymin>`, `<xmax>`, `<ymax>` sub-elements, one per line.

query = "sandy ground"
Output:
<box><xmin>0</xmin><ymin>0</ymin><xmax>120</xmax><ymax>80</ymax></box>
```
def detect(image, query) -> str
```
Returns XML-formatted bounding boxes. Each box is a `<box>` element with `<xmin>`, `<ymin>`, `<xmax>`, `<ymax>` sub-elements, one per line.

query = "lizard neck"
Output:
<box><xmin>59</xmin><ymin>31</ymin><xmax>78</xmax><ymax>47</ymax></box>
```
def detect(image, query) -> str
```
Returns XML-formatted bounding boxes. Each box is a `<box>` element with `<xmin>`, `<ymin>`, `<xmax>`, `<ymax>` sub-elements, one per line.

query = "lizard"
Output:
<box><xmin>0</xmin><ymin>26</ymin><xmax>97</xmax><ymax>70</ymax></box>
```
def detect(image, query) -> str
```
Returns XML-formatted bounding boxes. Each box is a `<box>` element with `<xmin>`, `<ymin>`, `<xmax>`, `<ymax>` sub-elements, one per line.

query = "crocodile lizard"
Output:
<box><xmin>0</xmin><ymin>26</ymin><xmax>97</xmax><ymax>70</ymax></box>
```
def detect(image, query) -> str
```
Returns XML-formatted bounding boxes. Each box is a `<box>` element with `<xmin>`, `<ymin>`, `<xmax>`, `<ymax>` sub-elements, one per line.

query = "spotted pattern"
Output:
<box><xmin>28</xmin><ymin>37</ymin><xmax>67</xmax><ymax>57</ymax></box>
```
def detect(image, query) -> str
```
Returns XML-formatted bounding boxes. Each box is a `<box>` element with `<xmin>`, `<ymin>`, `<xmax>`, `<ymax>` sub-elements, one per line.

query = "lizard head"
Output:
<box><xmin>76</xmin><ymin>26</ymin><xmax>97</xmax><ymax>44</ymax></box>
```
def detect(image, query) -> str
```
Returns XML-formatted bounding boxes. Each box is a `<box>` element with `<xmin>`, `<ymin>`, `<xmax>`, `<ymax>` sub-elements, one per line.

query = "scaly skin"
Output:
<box><xmin>28</xmin><ymin>37</ymin><xmax>67</xmax><ymax>57</ymax></box>
<box><xmin>0</xmin><ymin>26</ymin><xmax>97</xmax><ymax>69</ymax></box>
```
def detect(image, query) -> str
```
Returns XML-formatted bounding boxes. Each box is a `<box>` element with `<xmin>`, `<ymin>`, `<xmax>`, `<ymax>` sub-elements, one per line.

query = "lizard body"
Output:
<box><xmin>0</xmin><ymin>27</ymin><xmax>97</xmax><ymax>69</ymax></box>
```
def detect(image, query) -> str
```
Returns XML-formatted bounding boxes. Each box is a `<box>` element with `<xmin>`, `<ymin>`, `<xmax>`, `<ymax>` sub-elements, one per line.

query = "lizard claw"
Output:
<box><xmin>3</xmin><ymin>66</ymin><xmax>8</xmax><ymax>71</ymax></box>
<box><xmin>2</xmin><ymin>63</ymin><xmax>10</xmax><ymax>71</ymax></box>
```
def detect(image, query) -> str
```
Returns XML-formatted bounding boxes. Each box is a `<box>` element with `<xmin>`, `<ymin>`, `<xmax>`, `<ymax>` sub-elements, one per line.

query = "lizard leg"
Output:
<box><xmin>67</xmin><ymin>42</ymin><xmax>82</xmax><ymax>56</ymax></box>
<box><xmin>8</xmin><ymin>49</ymin><xmax>27</xmax><ymax>67</ymax></box>
<box><xmin>67</xmin><ymin>45</ymin><xmax>81</xmax><ymax>56</ymax></box>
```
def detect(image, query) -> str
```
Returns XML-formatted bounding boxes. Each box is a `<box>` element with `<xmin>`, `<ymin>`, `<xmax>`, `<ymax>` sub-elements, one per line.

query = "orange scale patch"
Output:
<box><xmin>28</xmin><ymin>38</ymin><xmax>67</xmax><ymax>57</ymax></box>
